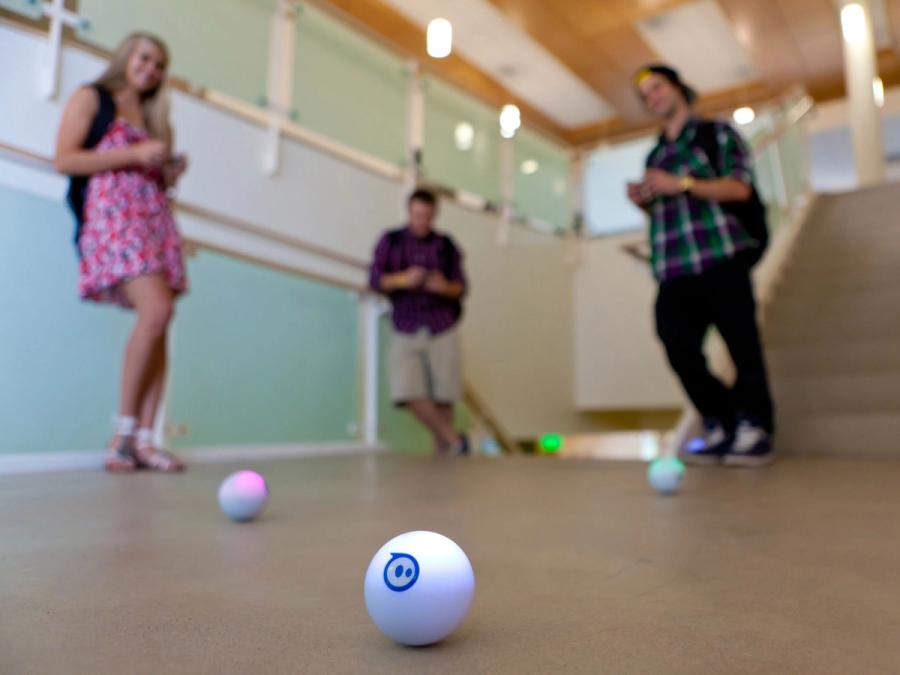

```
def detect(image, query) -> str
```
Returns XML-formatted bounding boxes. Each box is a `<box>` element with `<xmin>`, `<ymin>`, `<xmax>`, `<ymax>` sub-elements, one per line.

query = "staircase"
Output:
<box><xmin>764</xmin><ymin>184</ymin><xmax>900</xmax><ymax>456</ymax></box>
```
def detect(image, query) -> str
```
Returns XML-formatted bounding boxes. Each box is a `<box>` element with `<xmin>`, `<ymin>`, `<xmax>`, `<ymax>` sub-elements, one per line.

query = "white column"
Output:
<box><xmin>839</xmin><ymin>0</ymin><xmax>885</xmax><ymax>186</ymax></box>
<box><xmin>263</xmin><ymin>0</ymin><xmax>297</xmax><ymax>175</ymax></box>
<box><xmin>498</xmin><ymin>136</ymin><xmax>514</xmax><ymax>246</ymax></box>
<box><xmin>769</xmin><ymin>133</ymin><xmax>789</xmax><ymax>209</ymax></box>
<box><xmin>566</xmin><ymin>150</ymin><xmax>585</xmax><ymax>264</ymax></box>
<box><xmin>359</xmin><ymin>294</ymin><xmax>383</xmax><ymax>447</ymax></box>
<box><xmin>37</xmin><ymin>0</ymin><xmax>87</xmax><ymax>100</ymax></box>
<box><xmin>403</xmin><ymin>59</ymin><xmax>424</xmax><ymax>198</ymax></box>
<box><xmin>568</xmin><ymin>150</ymin><xmax>585</xmax><ymax>234</ymax></box>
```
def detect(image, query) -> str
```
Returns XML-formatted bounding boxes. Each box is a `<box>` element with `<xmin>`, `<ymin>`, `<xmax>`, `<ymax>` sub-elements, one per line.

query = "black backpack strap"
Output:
<box><xmin>692</xmin><ymin>120</ymin><xmax>769</xmax><ymax>266</ymax></box>
<box><xmin>67</xmin><ymin>84</ymin><xmax>118</xmax><ymax>254</ymax></box>
<box><xmin>693</xmin><ymin>120</ymin><xmax>723</xmax><ymax>177</ymax></box>
<box><xmin>85</xmin><ymin>84</ymin><xmax>116</xmax><ymax>149</ymax></box>
<box><xmin>439</xmin><ymin>234</ymin><xmax>454</xmax><ymax>279</ymax></box>
<box><xmin>386</xmin><ymin>228</ymin><xmax>404</xmax><ymax>268</ymax></box>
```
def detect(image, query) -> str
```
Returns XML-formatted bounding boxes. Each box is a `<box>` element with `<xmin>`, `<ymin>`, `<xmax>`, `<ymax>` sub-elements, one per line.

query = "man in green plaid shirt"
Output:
<box><xmin>628</xmin><ymin>64</ymin><xmax>775</xmax><ymax>467</ymax></box>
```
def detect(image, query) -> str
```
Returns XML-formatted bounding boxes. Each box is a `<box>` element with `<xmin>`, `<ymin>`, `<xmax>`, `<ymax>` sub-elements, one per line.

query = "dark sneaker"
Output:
<box><xmin>679</xmin><ymin>421</ymin><xmax>731</xmax><ymax>466</ymax></box>
<box><xmin>724</xmin><ymin>421</ymin><xmax>775</xmax><ymax>467</ymax></box>
<box><xmin>454</xmin><ymin>434</ymin><xmax>470</xmax><ymax>456</ymax></box>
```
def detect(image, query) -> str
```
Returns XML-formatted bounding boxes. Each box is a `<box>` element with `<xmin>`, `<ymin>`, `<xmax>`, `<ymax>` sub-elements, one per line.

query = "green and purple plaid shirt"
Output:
<box><xmin>645</xmin><ymin>118</ymin><xmax>756</xmax><ymax>281</ymax></box>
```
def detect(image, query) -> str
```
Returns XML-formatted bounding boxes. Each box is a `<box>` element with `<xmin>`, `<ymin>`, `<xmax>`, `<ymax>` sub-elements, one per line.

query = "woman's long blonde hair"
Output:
<box><xmin>94</xmin><ymin>32</ymin><xmax>171</xmax><ymax>146</ymax></box>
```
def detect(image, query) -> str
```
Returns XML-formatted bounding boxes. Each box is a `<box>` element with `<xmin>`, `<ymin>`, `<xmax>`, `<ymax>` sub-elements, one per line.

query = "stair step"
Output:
<box><xmin>765</xmin><ymin>291</ymin><xmax>900</xmax><ymax>326</ymax></box>
<box><xmin>794</xmin><ymin>239</ymin><xmax>900</xmax><ymax>257</ymax></box>
<box><xmin>747</xmin><ymin>186</ymin><xmax>900</xmax><ymax>459</ymax></box>
<box><xmin>777</xmin><ymin>263</ymin><xmax>899</xmax><ymax>285</ymax></box>
<box><xmin>785</xmin><ymin>261</ymin><xmax>900</xmax><ymax>279</ymax></box>
<box><xmin>765</xmin><ymin>312</ymin><xmax>900</xmax><ymax>345</ymax></box>
<box><xmin>804</xmin><ymin>218</ymin><xmax>900</xmax><ymax>233</ymax></box>
<box><xmin>771</xmin><ymin>373</ymin><xmax>900</xmax><ymax>415</ymax></box>
<box><xmin>771</xmin><ymin>270</ymin><xmax>899</xmax><ymax>298</ymax></box>
<box><xmin>766</xmin><ymin>340</ymin><xmax>900</xmax><ymax>376</ymax></box>
<box><xmin>767</xmin><ymin>285</ymin><xmax>897</xmax><ymax>311</ymax></box>
<box><xmin>777</xmin><ymin>413</ymin><xmax>900</xmax><ymax>457</ymax></box>
<box><xmin>787</xmin><ymin>262</ymin><xmax>900</xmax><ymax>279</ymax></box>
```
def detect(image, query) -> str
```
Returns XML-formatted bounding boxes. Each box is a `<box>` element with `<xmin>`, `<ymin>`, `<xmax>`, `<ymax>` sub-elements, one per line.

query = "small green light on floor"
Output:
<box><xmin>539</xmin><ymin>434</ymin><xmax>564</xmax><ymax>454</ymax></box>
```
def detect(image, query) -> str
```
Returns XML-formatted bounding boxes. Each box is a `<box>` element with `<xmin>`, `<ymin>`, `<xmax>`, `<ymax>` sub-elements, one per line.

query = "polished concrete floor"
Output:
<box><xmin>2</xmin><ymin>454</ymin><xmax>900</xmax><ymax>674</ymax></box>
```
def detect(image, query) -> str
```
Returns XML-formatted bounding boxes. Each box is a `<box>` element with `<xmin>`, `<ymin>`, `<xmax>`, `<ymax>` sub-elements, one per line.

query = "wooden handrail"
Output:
<box><xmin>751</xmin><ymin>95</ymin><xmax>815</xmax><ymax>155</ymax></box>
<box><xmin>0</xmin><ymin>139</ymin><xmax>370</xmax><ymax>275</ymax></box>
<box><xmin>0</xmin><ymin>140</ymin><xmax>370</xmax><ymax>292</ymax></box>
<box><xmin>175</xmin><ymin>201</ymin><xmax>368</xmax><ymax>271</ymax></box>
<box><xmin>620</xmin><ymin>242</ymin><xmax>651</xmax><ymax>264</ymax></box>
<box><xmin>463</xmin><ymin>383</ymin><xmax>517</xmax><ymax>454</ymax></box>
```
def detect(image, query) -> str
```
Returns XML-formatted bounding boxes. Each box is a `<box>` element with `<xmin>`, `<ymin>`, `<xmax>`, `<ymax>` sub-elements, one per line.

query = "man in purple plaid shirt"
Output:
<box><xmin>370</xmin><ymin>189</ymin><xmax>469</xmax><ymax>454</ymax></box>
<box><xmin>628</xmin><ymin>65</ymin><xmax>775</xmax><ymax>467</ymax></box>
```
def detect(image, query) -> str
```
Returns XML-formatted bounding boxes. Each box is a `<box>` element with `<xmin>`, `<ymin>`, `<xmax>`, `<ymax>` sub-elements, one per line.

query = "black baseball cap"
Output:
<box><xmin>634</xmin><ymin>64</ymin><xmax>698</xmax><ymax>105</ymax></box>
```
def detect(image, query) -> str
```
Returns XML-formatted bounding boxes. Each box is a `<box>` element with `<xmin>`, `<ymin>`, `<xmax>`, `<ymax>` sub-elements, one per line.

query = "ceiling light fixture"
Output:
<box><xmin>733</xmin><ymin>106</ymin><xmax>756</xmax><ymax>125</ymax></box>
<box><xmin>520</xmin><ymin>159</ymin><xmax>539</xmax><ymax>175</ymax></box>
<box><xmin>841</xmin><ymin>3</ymin><xmax>867</xmax><ymax>44</ymax></box>
<box><xmin>499</xmin><ymin>104</ymin><xmax>521</xmax><ymax>139</ymax></box>
<box><xmin>873</xmin><ymin>77</ymin><xmax>885</xmax><ymax>107</ymax></box>
<box><xmin>427</xmin><ymin>18</ymin><xmax>452</xmax><ymax>58</ymax></box>
<box><xmin>454</xmin><ymin>122</ymin><xmax>475</xmax><ymax>151</ymax></box>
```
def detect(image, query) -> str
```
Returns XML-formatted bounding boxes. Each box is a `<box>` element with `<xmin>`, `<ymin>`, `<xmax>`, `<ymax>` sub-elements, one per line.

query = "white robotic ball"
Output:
<box><xmin>218</xmin><ymin>470</ymin><xmax>269</xmax><ymax>522</ymax></box>
<box><xmin>364</xmin><ymin>531</ymin><xmax>475</xmax><ymax>646</ymax></box>
<box><xmin>648</xmin><ymin>457</ymin><xmax>686</xmax><ymax>495</ymax></box>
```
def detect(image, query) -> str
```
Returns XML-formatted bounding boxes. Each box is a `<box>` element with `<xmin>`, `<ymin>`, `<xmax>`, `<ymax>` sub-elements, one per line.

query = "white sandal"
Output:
<box><xmin>105</xmin><ymin>415</ymin><xmax>138</xmax><ymax>473</ymax></box>
<box><xmin>135</xmin><ymin>428</ymin><xmax>185</xmax><ymax>473</ymax></box>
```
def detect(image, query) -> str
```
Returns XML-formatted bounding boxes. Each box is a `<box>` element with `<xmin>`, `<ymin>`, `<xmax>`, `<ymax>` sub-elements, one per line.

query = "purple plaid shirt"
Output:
<box><xmin>369</xmin><ymin>226</ymin><xmax>467</xmax><ymax>335</ymax></box>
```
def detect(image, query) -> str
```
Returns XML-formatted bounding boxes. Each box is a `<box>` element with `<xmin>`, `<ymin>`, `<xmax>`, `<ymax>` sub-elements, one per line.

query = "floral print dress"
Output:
<box><xmin>78</xmin><ymin>118</ymin><xmax>187</xmax><ymax>307</ymax></box>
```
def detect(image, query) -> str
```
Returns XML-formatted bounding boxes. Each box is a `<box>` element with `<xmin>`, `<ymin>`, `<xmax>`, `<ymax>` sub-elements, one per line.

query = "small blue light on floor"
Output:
<box><xmin>685</xmin><ymin>436</ymin><xmax>706</xmax><ymax>453</ymax></box>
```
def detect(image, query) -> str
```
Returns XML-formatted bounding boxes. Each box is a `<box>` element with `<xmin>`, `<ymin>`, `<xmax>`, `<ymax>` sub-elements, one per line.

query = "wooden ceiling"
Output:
<box><xmin>321</xmin><ymin>0</ymin><xmax>900</xmax><ymax>146</ymax></box>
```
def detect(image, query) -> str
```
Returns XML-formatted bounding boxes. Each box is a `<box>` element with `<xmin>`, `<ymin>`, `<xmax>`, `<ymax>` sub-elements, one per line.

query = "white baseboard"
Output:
<box><xmin>0</xmin><ymin>441</ymin><xmax>386</xmax><ymax>476</ymax></box>
<box><xmin>182</xmin><ymin>441</ymin><xmax>386</xmax><ymax>464</ymax></box>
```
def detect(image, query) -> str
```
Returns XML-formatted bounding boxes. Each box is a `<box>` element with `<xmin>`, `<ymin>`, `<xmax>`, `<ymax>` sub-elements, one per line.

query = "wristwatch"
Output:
<box><xmin>679</xmin><ymin>175</ymin><xmax>696</xmax><ymax>194</ymax></box>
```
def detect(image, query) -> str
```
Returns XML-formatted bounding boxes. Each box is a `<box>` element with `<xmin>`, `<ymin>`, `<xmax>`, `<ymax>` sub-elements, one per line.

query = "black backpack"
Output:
<box><xmin>65</xmin><ymin>84</ymin><xmax>116</xmax><ymax>255</ymax></box>
<box><xmin>694</xmin><ymin>121</ymin><xmax>769</xmax><ymax>267</ymax></box>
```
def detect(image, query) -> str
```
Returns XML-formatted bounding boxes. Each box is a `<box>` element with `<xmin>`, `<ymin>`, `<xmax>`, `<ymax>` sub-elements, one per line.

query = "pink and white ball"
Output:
<box><xmin>364</xmin><ymin>531</ymin><xmax>475</xmax><ymax>646</ymax></box>
<box><xmin>218</xmin><ymin>470</ymin><xmax>269</xmax><ymax>522</ymax></box>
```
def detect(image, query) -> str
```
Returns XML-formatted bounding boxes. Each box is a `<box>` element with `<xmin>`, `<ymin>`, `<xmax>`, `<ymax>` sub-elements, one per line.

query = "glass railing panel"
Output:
<box><xmin>77</xmin><ymin>0</ymin><xmax>272</xmax><ymax>106</ymax></box>
<box><xmin>293</xmin><ymin>3</ymin><xmax>407</xmax><ymax>166</ymax></box>
<box><xmin>513</xmin><ymin>127</ymin><xmax>572</xmax><ymax>231</ymax></box>
<box><xmin>422</xmin><ymin>76</ymin><xmax>502</xmax><ymax>204</ymax></box>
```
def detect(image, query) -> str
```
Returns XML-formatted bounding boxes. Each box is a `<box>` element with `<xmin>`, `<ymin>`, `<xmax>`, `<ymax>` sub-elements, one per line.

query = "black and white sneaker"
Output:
<box><xmin>724</xmin><ymin>421</ymin><xmax>775</xmax><ymax>467</ymax></box>
<box><xmin>454</xmin><ymin>434</ymin><xmax>470</xmax><ymax>456</ymax></box>
<box><xmin>679</xmin><ymin>421</ymin><xmax>732</xmax><ymax>466</ymax></box>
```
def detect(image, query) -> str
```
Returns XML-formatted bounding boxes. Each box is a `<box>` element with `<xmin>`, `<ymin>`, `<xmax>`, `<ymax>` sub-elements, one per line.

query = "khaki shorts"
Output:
<box><xmin>389</xmin><ymin>327</ymin><xmax>462</xmax><ymax>406</ymax></box>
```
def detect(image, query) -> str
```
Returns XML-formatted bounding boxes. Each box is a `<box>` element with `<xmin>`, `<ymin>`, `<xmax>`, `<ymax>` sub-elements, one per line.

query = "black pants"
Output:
<box><xmin>655</xmin><ymin>262</ymin><xmax>774</xmax><ymax>433</ymax></box>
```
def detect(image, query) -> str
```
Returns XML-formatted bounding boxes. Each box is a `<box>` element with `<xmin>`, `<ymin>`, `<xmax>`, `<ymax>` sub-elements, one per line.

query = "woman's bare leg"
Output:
<box><xmin>119</xmin><ymin>275</ymin><xmax>174</xmax><ymax>418</ymax></box>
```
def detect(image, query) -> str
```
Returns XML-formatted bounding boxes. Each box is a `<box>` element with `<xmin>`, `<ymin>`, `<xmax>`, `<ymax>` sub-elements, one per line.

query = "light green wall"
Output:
<box><xmin>169</xmin><ymin>248</ymin><xmax>360</xmax><ymax>448</ymax></box>
<box><xmin>0</xmin><ymin>184</ymin><xmax>366</xmax><ymax>453</ymax></box>
<box><xmin>0</xmin><ymin>0</ymin><xmax>42</xmax><ymax>19</ymax></box>
<box><xmin>422</xmin><ymin>77</ymin><xmax>502</xmax><ymax>204</ymax></box>
<box><xmin>77</xmin><ymin>0</ymin><xmax>272</xmax><ymax>105</ymax></box>
<box><xmin>293</xmin><ymin>4</ymin><xmax>407</xmax><ymax>166</ymax></box>
<box><xmin>0</xmin><ymin>184</ymin><xmax>132</xmax><ymax>453</ymax></box>
<box><xmin>513</xmin><ymin>128</ymin><xmax>572</xmax><ymax>230</ymax></box>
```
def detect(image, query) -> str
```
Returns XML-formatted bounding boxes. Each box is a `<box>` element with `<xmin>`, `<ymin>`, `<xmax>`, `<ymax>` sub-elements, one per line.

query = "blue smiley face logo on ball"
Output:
<box><xmin>383</xmin><ymin>552</ymin><xmax>420</xmax><ymax>592</ymax></box>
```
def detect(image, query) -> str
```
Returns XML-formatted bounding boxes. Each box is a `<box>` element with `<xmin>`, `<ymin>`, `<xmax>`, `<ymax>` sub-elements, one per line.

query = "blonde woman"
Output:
<box><xmin>55</xmin><ymin>33</ymin><xmax>187</xmax><ymax>472</ymax></box>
